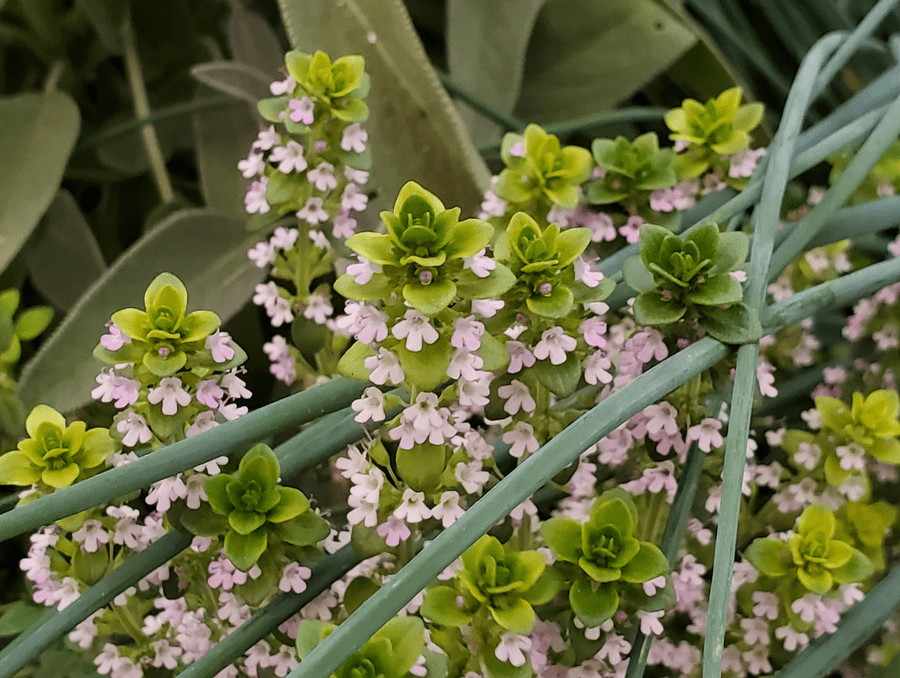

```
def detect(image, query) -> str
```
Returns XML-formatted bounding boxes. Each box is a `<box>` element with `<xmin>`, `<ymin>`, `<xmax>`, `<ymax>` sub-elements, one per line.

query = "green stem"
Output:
<box><xmin>0</xmin><ymin>378</ymin><xmax>367</xmax><ymax>543</ymax></box>
<box><xmin>705</xmin><ymin>30</ymin><xmax>841</xmax><ymax>678</ymax></box>
<box><xmin>42</xmin><ymin>61</ymin><xmax>64</xmax><ymax>94</ymax></box>
<box><xmin>122</xmin><ymin>13</ymin><xmax>175</xmax><ymax>205</ymax></box>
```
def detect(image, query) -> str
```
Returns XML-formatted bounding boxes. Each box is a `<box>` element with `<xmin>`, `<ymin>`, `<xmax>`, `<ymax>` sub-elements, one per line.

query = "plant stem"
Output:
<box><xmin>121</xmin><ymin>13</ymin><xmax>175</xmax><ymax>205</ymax></box>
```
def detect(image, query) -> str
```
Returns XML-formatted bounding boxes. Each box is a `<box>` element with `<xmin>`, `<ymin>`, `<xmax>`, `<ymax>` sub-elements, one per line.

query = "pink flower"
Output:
<box><xmin>196</xmin><ymin>379</ymin><xmax>225</xmax><ymax>409</ymax></box>
<box><xmin>270</xmin><ymin>75</ymin><xmax>296</xmax><ymax>95</ymax></box>
<box><xmin>502</xmin><ymin>422</ymin><xmax>540</xmax><ymax>458</ymax></box>
<box><xmin>244</xmin><ymin>177</ymin><xmax>270</xmax><ymax>214</ymax></box>
<box><xmin>308</xmin><ymin>162</ymin><xmax>338</xmax><ymax>191</ymax></box>
<box><xmin>146</xmin><ymin>475</ymin><xmax>187</xmax><ymax>513</ymax></box>
<box><xmin>376</xmin><ymin>515</ymin><xmax>411</xmax><ymax>547</ymax></box>
<box><xmin>341</xmin><ymin>183</ymin><xmax>368</xmax><ymax>212</ymax></box>
<box><xmin>454</xmin><ymin>461</ymin><xmax>490</xmax><ymax>493</ymax></box>
<box><xmin>394</xmin><ymin>489</ymin><xmax>431</xmax><ymax>523</ymax></box>
<box><xmin>686</xmin><ymin>418</ymin><xmax>724</xmax><ymax>452</ymax></box>
<box><xmin>99</xmin><ymin>322</ymin><xmax>130</xmax><ymax>351</ymax></box>
<box><xmin>392</xmin><ymin>310</ymin><xmax>439</xmax><ymax>351</ymax></box>
<box><xmin>73</xmin><ymin>519</ymin><xmax>109</xmax><ymax>553</ymax></box>
<box><xmin>252</xmin><ymin>126</ymin><xmax>279</xmax><ymax>151</ymax></box>
<box><xmin>298</xmin><ymin>197</ymin><xmax>329</xmax><ymax>224</ymax></box>
<box><xmin>431</xmin><ymin>491</ymin><xmax>464</xmax><ymax>527</ymax></box>
<box><xmin>579</xmin><ymin>317</ymin><xmax>607</xmax><ymax>348</ymax></box>
<box><xmin>463</xmin><ymin>249</ymin><xmax>496</xmax><ymax>278</ymax></box>
<box><xmin>506</xmin><ymin>341</ymin><xmax>536</xmax><ymax>373</ymax></box>
<box><xmin>637</xmin><ymin>610</ymin><xmax>664</xmax><ymax>635</ymax></box>
<box><xmin>117</xmin><ymin>411</ymin><xmax>152</xmax><ymax>448</ymax></box>
<box><xmin>532</xmin><ymin>327</ymin><xmax>576</xmax><ymax>365</ymax></box>
<box><xmin>365</xmin><ymin>348</ymin><xmax>404</xmax><ymax>385</ymax></box>
<box><xmin>498</xmin><ymin>379</ymin><xmax>536</xmax><ymax>415</ymax></box>
<box><xmin>351</xmin><ymin>387</ymin><xmax>386</xmax><ymax>423</ymax></box>
<box><xmin>270</xmin><ymin>140</ymin><xmax>308</xmax><ymax>173</ymax></box>
<box><xmin>148</xmin><ymin>377</ymin><xmax>192</xmax><ymax>415</ymax></box>
<box><xmin>495</xmin><ymin>632</ymin><xmax>531</xmax><ymax>667</ymax></box>
<box><xmin>583</xmin><ymin>351</ymin><xmax>613</xmax><ymax>385</ymax></box>
<box><xmin>341</xmin><ymin>123</ymin><xmax>368</xmax><ymax>152</ymax></box>
<box><xmin>279</xmin><ymin>562</ymin><xmax>312</xmax><ymax>593</ymax></box>
<box><xmin>238</xmin><ymin>151</ymin><xmax>265</xmax><ymax>178</ymax></box>
<box><xmin>288</xmin><ymin>96</ymin><xmax>314</xmax><ymax>124</ymax></box>
<box><xmin>451</xmin><ymin>317</ymin><xmax>484</xmax><ymax>351</ymax></box>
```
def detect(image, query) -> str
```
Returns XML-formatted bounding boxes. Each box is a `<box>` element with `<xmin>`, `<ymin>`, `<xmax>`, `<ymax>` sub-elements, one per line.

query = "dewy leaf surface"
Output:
<box><xmin>514</xmin><ymin>0</ymin><xmax>696</xmax><ymax>123</ymax></box>
<box><xmin>277</xmin><ymin>0</ymin><xmax>490</xmax><ymax>216</ymax></box>
<box><xmin>0</xmin><ymin>91</ymin><xmax>80</xmax><ymax>274</ymax></box>
<box><xmin>18</xmin><ymin>209</ymin><xmax>265</xmax><ymax>413</ymax></box>
<box><xmin>446</xmin><ymin>0</ymin><xmax>548</xmax><ymax>144</ymax></box>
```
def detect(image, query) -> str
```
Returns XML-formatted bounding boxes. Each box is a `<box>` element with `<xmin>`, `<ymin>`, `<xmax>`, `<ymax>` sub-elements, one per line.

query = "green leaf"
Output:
<box><xmin>526</xmin><ymin>286</ymin><xmax>575</xmax><ymax>319</ymax></box>
<box><xmin>14</xmin><ymin>307</ymin><xmax>54</xmax><ymax>341</ymax></box>
<box><xmin>744</xmin><ymin>537</ymin><xmax>792</xmax><ymax>577</ymax></box>
<box><xmin>18</xmin><ymin>209</ymin><xmax>265</xmax><ymax>412</ymax></box>
<box><xmin>489</xmin><ymin>597</ymin><xmax>535</xmax><ymax>634</ymax></box>
<box><xmin>623</xmin><ymin>256</ymin><xmax>657</xmax><ymax>294</ymax></box>
<box><xmin>633</xmin><ymin>290</ymin><xmax>686</xmax><ymax>325</ymax></box>
<box><xmin>830</xmin><ymin>548</ymin><xmax>874</xmax><ymax>584</ymax></box>
<box><xmin>224</xmin><ymin>528</ymin><xmax>268</xmax><ymax>571</ymax></box>
<box><xmin>711</xmin><ymin>231</ymin><xmax>749</xmax><ymax>274</ymax></box>
<box><xmin>403</xmin><ymin>278</ymin><xmax>457</xmax><ymax>315</ymax></box>
<box><xmin>177</xmin><ymin>502</ymin><xmax>229</xmax><ymax>536</ymax></box>
<box><xmin>278</xmin><ymin>0</ymin><xmax>489</xmax><ymax>217</ymax></box>
<box><xmin>344</xmin><ymin>576</ymin><xmax>382</xmax><ymax>615</ymax></box>
<box><xmin>0</xmin><ymin>91</ymin><xmax>80</xmax><ymax>274</ymax></box>
<box><xmin>569</xmin><ymin>578</ymin><xmax>618</xmax><ymax>627</ymax></box>
<box><xmin>686</xmin><ymin>273</ymin><xmax>743</xmax><ymax>306</ymax></box>
<box><xmin>296</xmin><ymin>620</ymin><xmax>332</xmax><ymax>660</ymax></box>
<box><xmin>699</xmin><ymin>303</ymin><xmax>761</xmax><ymax>344</ymax></box>
<box><xmin>193</xmin><ymin>87</ymin><xmax>262</xmax><ymax>216</ymax></box>
<box><xmin>477</xmin><ymin>332</ymin><xmax>510</xmax><ymax>372</ymax></box>
<box><xmin>446</xmin><ymin>0</ymin><xmax>547</xmax><ymax>144</ymax></box>
<box><xmin>619</xmin><ymin>542</ymin><xmax>668</xmax><ymax>583</ymax></box>
<box><xmin>533</xmin><ymin>352</ymin><xmax>581</xmax><ymax>397</ymax></box>
<box><xmin>268</xmin><ymin>487</ymin><xmax>311</xmax><ymax>523</ymax></box>
<box><xmin>229</xmin><ymin>509</ymin><xmax>268</xmax><ymax>535</ymax></box>
<box><xmin>584</xmin><ymin>181</ymin><xmax>628</xmax><ymax>205</ymax></box>
<box><xmin>25</xmin><ymin>190</ymin><xmax>106</xmax><ymax>312</ymax></box>
<box><xmin>540</xmin><ymin>517</ymin><xmax>582</xmax><ymax>562</ymax></box>
<box><xmin>0</xmin><ymin>601</ymin><xmax>45</xmax><ymax>637</ymax></box>
<box><xmin>396</xmin><ymin>442</ymin><xmax>446</xmax><ymax>492</ymax></box>
<box><xmin>227</xmin><ymin>3</ymin><xmax>286</xmax><ymax>75</ymax></box>
<box><xmin>421</xmin><ymin>585</ymin><xmax>471</xmax><ymax>627</ymax></box>
<box><xmin>683</xmin><ymin>222</ymin><xmax>719</xmax><ymax>263</ymax></box>
<box><xmin>191</xmin><ymin>61</ymin><xmax>273</xmax><ymax>105</ymax></box>
<box><xmin>274</xmin><ymin>509</ymin><xmax>331</xmax><ymax>546</ymax></box>
<box><xmin>374</xmin><ymin>616</ymin><xmax>425</xmax><ymax>676</ymax></box>
<box><xmin>397</xmin><ymin>336</ymin><xmax>452</xmax><ymax>392</ymax></box>
<box><xmin>337</xmin><ymin>341</ymin><xmax>376</xmax><ymax>382</ymax></box>
<box><xmin>512</xmin><ymin>0</ymin><xmax>696</xmax><ymax>124</ymax></box>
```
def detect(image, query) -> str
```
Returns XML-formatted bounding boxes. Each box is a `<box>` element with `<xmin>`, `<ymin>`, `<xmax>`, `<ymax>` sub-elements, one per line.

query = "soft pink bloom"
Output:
<box><xmin>376</xmin><ymin>515</ymin><xmax>411</xmax><ymax>547</ymax></box>
<box><xmin>279</xmin><ymin>562</ymin><xmax>312</xmax><ymax>593</ymax></box>
<box><xmin>392</xmin><ymin>310</ymin><xmax>439</xmax><ymax>351</ymax></box>
<box><xmin>341</xmin><ymin>123</ymin><xmax>368</xmax><ymax>152</ymax></box>
<box><xmin>288</xmin><ymin>96</ymin><xmax>314</xmax><ymax>124</ymax></box>
<box><xmin>532</xmin><ymin>327</ymin><xmax>576</xmax><ymax>365</ymax></box>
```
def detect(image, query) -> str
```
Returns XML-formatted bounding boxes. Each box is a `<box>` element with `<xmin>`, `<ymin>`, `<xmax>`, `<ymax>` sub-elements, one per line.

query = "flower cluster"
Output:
<box><xmin>244</xmin><ymin>50</ymin><xmax>372</xmax><ymax>385</ymax></box>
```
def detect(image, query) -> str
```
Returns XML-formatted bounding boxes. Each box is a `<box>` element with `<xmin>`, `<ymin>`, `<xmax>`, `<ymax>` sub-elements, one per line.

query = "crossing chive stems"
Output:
<box><xmin>0</xmin><ymin>378</ymin><xmax>367</xmax><ymax>542</ymax></box>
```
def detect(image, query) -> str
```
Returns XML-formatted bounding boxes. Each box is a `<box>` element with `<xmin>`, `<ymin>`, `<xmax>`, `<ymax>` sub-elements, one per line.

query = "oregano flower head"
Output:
<box><xmin>337</xmin><ymin>181</ymin><xmax>512</xmax><ymax>315</ymax></box>
<box><xmin>586</xmin><ymin>132</ymin><xmax>677</xmax><ymax>205</ymax></box>
<box><xmin>745</xmin><ymin>503</ymin><xmax>873</xmax><ymax>595</ymax></box>
<box><xmin>101</xmin><ymin>273</ymin><xmax>221</xmax><ymax>377</ymax></box>
<box><xmin>495</xmin><ymin>212</ymin><xmax>595</xmax><ymax>319</ymax></box>
<box><xmin>285</xmin><ymin>50</ymin><xmax>369</xmax><ymax>122</ymax></box>
<box><xmin>203</xmin><ymin>443</ymin><xmax>330</xmax><ymax>571</ymax></box>
<box><xmin>624</xmin><ymin>222</ymin><xmax>760</xmax><ymax>344</ymax></box>
<box><xmin>495</xmin><ymin>124</ymin><xmax>592</xmax><ymax>210</ymax></box>
<box><xmin>816</xmin><ymin>389</ymin><xmax>900</xmax><ymax>463</ymax></box>
<box><xmin>541</xmin><ymin>490</ymin><xmax>668</xmax><ymax>626</ymax></box>
<box><xmin>665</xmin><ymin>87</ymin><xmax>764</xmax><ymax>177</ymax></box>
<box><xmin>0</xmin><ymin>405</ymin><xmax>114</xmax><ymax>489</ymax></box>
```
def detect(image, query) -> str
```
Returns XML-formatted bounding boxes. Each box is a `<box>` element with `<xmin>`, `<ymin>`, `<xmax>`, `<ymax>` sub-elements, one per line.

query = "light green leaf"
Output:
<box><xmin>569</xmin><ymin>578</ymin><xmax>618</xmax><ymax>627</ymax></box>
<box><xmin>225</xmin><ymin>528</ymin><xmax>269</xmax><ymax>571</ymax></box>
<box><xmin>686</xmin><ymin>273</ymin><xmax>743</xmax><ymax>306</ymax></box>
<box><xmin>277</xmin><ymin>0</ymin><xmax>489</xmax><ymax>215</ymax></box>
<box><xmin>193</xmin><ymin>87</ymin><xmax>261</xmax><ymax>216</ymax></box>
<box><xmin>226</xmin><ymin>4</ymin><xmax>286</xmax><ymax>76</ymax></box>
<box><xmin>18</xmin><ymin>209</ymin><xmax>265</xmax><ymax>412</ymax></box>
<box><xmin>446</xmin><ymin>0</ymin><xmax>548</xmax><ymax>144</ymax></box>
<box><xmin>25</xmin><ymin>190</ymin><xmax>106</xmax><ymax>311</ymax></box>
<box><xmin>513</xmin><ymin>0</ymin><xmax>696</xmax><ymax>123</ymax></box>
<box><xmin>421</xmin><ymin>586</ymin><xmax>471</xmax><ymax>627</ymax></box>
<box><xmin>633</xmin><ymin>290</ymin><xmax>686</xmax><ymax>325</ymax></box>
<box><xmin>0</xmin><ymin>91</ymin><xmax>80</xmax><ymax>274</ymax></box>
<box><xmin>191</xmin><ymin>61</ymin><xmax>274</xmax><ymax>105</ymax></box>
<box><xmin>699</xmin><ymin>303</ymin><xmax>761</xmax><ymax>344</ymax></box>
<box><xmin>13</xmin><ymin>307</ymin><xmax>54</xmax><ymax>342</ymax></box>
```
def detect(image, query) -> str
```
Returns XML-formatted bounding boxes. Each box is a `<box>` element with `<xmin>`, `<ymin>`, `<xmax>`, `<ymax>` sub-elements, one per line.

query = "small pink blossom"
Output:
<box><xmin>308</xmin><ymin>162</ymin><xmax>338</xmax><ymax>191</ymax></box>
<box><xmin>100</xmin><ymin>322</ymin><xmax>131</xmax><ymax>351</ymax></box>
<box><xmin>502</xmin><ymin>422</ymin><xmax>540</xmax><ymax>458</ymax></box>
<box><xmin>73</xmin><ymin>519</ymin><xmax>109</xmax><ymax>553</ymax></box>
<box><xmin>392</xmin><ymin>310</ymin><xmax>439</xmax><ymax>351</ymax></box>
<box><xmin>341</xmin><ymin>123</ymin><xmax>368</xmax><ymax>152</ymax></box>
<box><xmin>148</xmin><ymin>377</ymin><xmax>192</xmax><ymax>415</ymax></box>
<box><xmin>533</xmin><ymin>327</ymin><xmax>576</xmax><ymax>365</ymax></box>
<box><xmin>498</xmin><ymin>379</ymin><xmax>536</xmax><ymax>415</ymax></box>
<box><xmin>376</xmin><ymin>515</ymin><xmax>411</xmax><ymax>547</ymax></box>
<box><xmin>279</xmin><ymin>562</ymin><xmax>312</xmax><ymax>593</ymax></box>
<box><xmin>288</xmin><ymin>96</ymin><xmax>314</xmax><ymax>124</ymax></box>
<box><xmin>506</xmin><ymin>341</ymin><xmax>536</xmax><ymax>373</ymax></box>
<box><xmin>298</xmin><ymin>197</ymin><xmax>329</xmax><ymax>224</ymax></box>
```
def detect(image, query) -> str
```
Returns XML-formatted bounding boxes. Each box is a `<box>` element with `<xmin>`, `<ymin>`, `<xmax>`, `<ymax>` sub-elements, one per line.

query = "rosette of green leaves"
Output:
<box><xmin>494</xmin><ymin>124</ymin><xmax>592</xmax><ymax>210</ymax></box>
<box><xmin>623</xmin><ymin>222</ymin><xmax>761</xmax><ymax>344</ymax></box>
<box><xmin>336</xmin><ymin>182</ymin><xmax>514</xmax><ymax>315</ymax></box>
<box><xmin>664</xmin><ymin>88</ymin><xmax>764</xmax><ymax>177</ymax></box>
<box><xmin>283</xmin><ymin>50</ymin><xmax>369</xmax><ymax>123</ymax></box>
<box><xmin>495</xmin><ymin>212</ymin><xmax>610</xmax><ymax>320</ymax></box>
<box><xmin>94</xmin><ymin>273</ymin><xmax>226</xmax><ymax>378</ymax></box>
<box><xmin>585</xmin><ymin>133</ymin><xmax>677</xmax><ymax>205</ymax></box>
<box><xmin>0</xmin><ymin>405</ymin><xmax>114</xmax><ymax>489</ymax></box>
<box><xmin>296</xmin><ymin>616</ymin><xmax>444</xmax><ymax>678</ymax></box>
<box><xmin>818</xmin><ymin>390</ymin><xmax>900</xmax><ymax>466</ymax></box>
<box><xmin>745</xmin><ymin>503</ymin><xmax>873</xmax><ymax>595</ymax></box>
<box><xmin>421</xmin><ymin>534</ymin><xmax>559</xmax><ymax>635</ymax></box>
<box><xmin>540</xmin><ymin>490</ymin><xmax>668</xmax><ymax>627</ymax></box>
<box><xmin>197</xmin><ymin>444</ymin><xmax>330</xmax><ymax>571</ymax></box>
